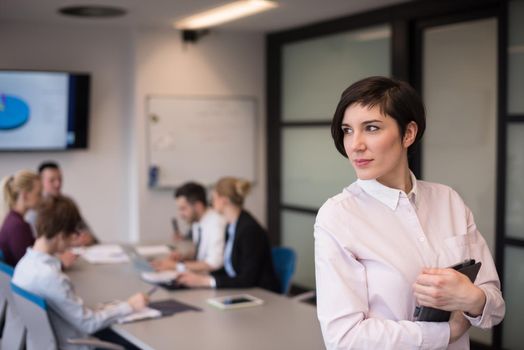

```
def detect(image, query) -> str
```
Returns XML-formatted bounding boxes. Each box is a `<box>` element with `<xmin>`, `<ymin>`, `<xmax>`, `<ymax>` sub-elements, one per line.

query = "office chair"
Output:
<box><xmin>10</xmin><ymin>282</ymin><xmax>125</xmax><ymax>350</ymax></box>
<box><xmin>271</xmin><ymin>246</ymin><xmax>296</xmax><ymax>295</ymax></box>
<box><xmin>0</xmin><ymin>260</ymin><xmax>25</xmax><ymax>350</ymax></box>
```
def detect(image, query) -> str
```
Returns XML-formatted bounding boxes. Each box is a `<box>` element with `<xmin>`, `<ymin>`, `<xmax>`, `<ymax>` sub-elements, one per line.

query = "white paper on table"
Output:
<box><xmin>135</xmin><ymin>245</ymin><xmax>171</xmax><ymax>257</ymax></box>
<box><xmin>79</xmin><ymin>244</ymin><xmax>129</xmax><ymax>264</ymax></box>
<box><xmin>141</xmin><ymin>270</ymin><xmax>179</xmax><ymax>284</ymax></box>
<box><xmin>117</xmin><ymin>307</ymin><xmax>162</xmax><ymax>324</ymax></box>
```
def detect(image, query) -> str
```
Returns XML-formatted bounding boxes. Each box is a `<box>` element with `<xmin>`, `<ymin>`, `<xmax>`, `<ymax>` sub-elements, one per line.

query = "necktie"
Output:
<box><xmin>224</xmin><ymin>224</ymin><xmax>236</xmax><ymax>277</ymax></box>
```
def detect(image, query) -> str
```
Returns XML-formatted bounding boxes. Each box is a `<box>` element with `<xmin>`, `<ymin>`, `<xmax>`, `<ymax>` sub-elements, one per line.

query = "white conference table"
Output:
<box><xmin>67</xmin><ymin>257</ymin><xmax>325</xmax><ymax>350</ymax></box>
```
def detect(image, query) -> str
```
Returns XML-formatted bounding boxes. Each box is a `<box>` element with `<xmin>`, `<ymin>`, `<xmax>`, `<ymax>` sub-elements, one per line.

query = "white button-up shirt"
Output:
<box><xmin>192</xmin><ymin>209</ymin><xmax>227</xmax><ymax>271</ymax></box>
<box><xmin>314</xmin><ymin>174</ymin><xmax>505</xmax><ymax>350</ymax></box>
<box><xmin>12</xmin><ymin>248</ymin><xmax>133</xmax><ymax>350</ymax></box>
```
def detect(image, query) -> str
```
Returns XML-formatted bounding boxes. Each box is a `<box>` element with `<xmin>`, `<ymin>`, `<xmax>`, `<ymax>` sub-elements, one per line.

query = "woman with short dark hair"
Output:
<box><xmin>315</xmin><ymin>76</ymin><xmax>504</xmax><ymax>349</ymax></box>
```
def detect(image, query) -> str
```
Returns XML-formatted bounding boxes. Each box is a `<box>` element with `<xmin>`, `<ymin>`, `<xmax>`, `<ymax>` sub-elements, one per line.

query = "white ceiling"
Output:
<box><xmin>0</xmin><ymin>0</ymin><xmax>410</xmax><ymax>32</ymax></box>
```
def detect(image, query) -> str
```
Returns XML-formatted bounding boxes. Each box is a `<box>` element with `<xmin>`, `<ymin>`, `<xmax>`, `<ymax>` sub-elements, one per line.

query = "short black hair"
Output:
<box><xmin>331</xmin><ymin>76</ymin><xmax>426</xmax><ymax>157</ymax></box>
<box><xmin>174</xmin><ymin>182</ymin><xmax>207</xmax><ymax>206</ymax></box>
<box><xmin>38</xmin><ymin>161</ymin><xmax>60</xmax><ymax>174</ymax></box>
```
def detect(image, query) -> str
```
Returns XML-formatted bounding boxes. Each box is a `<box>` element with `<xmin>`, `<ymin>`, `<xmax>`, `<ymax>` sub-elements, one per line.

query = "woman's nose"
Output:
<box><xmin>350</xmin><ymin>132</ymin><xmax>366</xmax><ymax>152</ymax></box>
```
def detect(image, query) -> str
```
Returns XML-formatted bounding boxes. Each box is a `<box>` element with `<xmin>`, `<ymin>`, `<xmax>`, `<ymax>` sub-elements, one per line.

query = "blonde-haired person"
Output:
<box><xmin>177</xmin><ymin>177</ymin><xmax>280</xmax><ymax>292</ymax></box>
<box><xmin>0</xmin><ymin>170</ymin><xmax>41</xmax><ymax>266</ymax></box>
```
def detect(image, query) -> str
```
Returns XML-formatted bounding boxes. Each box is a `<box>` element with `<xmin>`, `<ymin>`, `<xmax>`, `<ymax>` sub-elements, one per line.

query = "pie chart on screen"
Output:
<box><xmin>0</xmin><ymin>94</ymin><xmax>30</xmax><ymax>130</ymax></box>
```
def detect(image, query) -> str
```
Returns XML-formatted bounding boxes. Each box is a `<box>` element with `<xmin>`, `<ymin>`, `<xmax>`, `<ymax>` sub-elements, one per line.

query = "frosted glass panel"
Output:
<box><xmin>282</xmin><ymin>25</ymin><xmax>390</xmax><ymax>121</ymax></box>
<box><xmin>508</xmin><ymin>1</ymin><xmax>524</xmax><ymax>114</ymax></box>
<box><xmin>422</xmin><ymin>19</ymin><xmax>498</xmax><ymax>266</ymax></box>
<box><xmin>281</xmin><ymin>210</ymin><xmax>316</xmax><ymax>288</ymax></box>
<box><xmin>282</xmin><ymin>126</ymin><xmax>356</xmax><ymax>208</ymax></box>
<box><xmin>503</xmin><ymin>246</ymin><xmax>524</xmax><ymax>350</ymax></box>
<box><xmin>506</xmin><ymin>124</ymin><xmax>524</xmax><ymax>239</ymax></box>
<box><xmin>509</xmin><ymin>0</ymin><xmax>524</xmax><ymax>46</ymax></box>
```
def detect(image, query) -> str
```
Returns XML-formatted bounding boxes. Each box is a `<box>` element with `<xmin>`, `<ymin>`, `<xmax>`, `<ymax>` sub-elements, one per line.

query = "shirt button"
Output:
<box><xmin>419</xmin><ymin>237</ymin><xmax>425</xmax><ymax>242</ymax></box>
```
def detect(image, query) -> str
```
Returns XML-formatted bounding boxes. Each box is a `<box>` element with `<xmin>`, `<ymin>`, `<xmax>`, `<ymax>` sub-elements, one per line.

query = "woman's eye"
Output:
<box><xmin>342</xmin><ymin>127</ymin><xmax>352</xmax><ymax>134</ymax></box>
<box><xmin>366</xmin><ymin>125</ymin><xmax>379</xmax><ymax>132</ymax></box>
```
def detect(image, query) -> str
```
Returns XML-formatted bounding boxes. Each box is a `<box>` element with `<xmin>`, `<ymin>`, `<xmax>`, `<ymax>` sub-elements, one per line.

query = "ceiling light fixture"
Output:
<box><xmin>174</xmin><ymin>0</ymin><xmax>278</xmax><ymax>30</ymax></box>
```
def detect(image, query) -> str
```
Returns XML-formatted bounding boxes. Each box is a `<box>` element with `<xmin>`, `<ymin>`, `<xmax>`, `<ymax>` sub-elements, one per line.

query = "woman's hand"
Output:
<box><xmin>449</xmin><ymin>311</ymin><xmax>471</xmax><ymax>343</ymax></box>
<box><xmin>59</xmin><ymin>251</ymin><xmax>78</xmax><ymax>269</ymax></box>
<box><xmin>413</xmin><ymin>268</ymin><xmax>486</xmax><ymax>316</ymax></box>
<box><xmin>177</xmin><ymin>272</ymin><xmax>212</xmax><ymax>288</ymax></box>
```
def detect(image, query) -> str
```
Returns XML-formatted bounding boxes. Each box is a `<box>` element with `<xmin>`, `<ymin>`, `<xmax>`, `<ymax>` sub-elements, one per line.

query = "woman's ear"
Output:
<box><xmin>403</xmin><ymin>121</ymin><xmax>418</xmax><ymax>148</ymax></box>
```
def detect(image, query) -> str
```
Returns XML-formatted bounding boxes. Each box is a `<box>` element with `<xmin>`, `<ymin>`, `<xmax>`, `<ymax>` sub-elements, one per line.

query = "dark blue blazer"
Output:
<box><xmin>212</xmin><ymin>210</ymin><xmax>279</xmax><ymax>293</ymax></box>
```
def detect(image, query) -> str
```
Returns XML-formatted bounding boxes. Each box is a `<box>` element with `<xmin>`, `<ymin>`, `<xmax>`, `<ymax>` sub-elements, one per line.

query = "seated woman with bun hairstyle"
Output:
<box><xmin>177</xmin><ymin>177</ymin><xmax>280</xmax><ymax>293</ymax></box>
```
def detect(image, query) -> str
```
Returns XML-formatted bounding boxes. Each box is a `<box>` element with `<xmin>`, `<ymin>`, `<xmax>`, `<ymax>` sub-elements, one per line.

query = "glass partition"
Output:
<box><xmin>422</xmin><ymin>18</ymin><xmax>497</xmax><ymax>345</ymax></box>
<box><xmin>508</xmin><ymin>0</ymin><xmax>524</xmax><ymax>114</ymax></box>
<box><xmin>502</xmin><ymin>246</ymin><xmax>524</xmax><ymax>349</ymax></box>
<box><xmin>281</xmin><ymin>210</ymin><xmax>316</xmax><ymax>288</ymax></box>
<box><xmin>282</xmin><ymin>25</ymin><xmax>391</xmax><ymax>121</ymax></box>
<box><xmin>282</xmin><ymin>126</ymin><xmax>355</xmax><ymax>208</ymax></box>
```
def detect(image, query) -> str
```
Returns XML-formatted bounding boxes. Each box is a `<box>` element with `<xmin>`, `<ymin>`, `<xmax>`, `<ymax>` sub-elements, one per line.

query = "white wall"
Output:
<box><xmin>0</xmin><ymin>20</ymin><xmax>134</xmax><ymax>242</ymax></box>
<box><xmin>132</xmin><ymin>28</ymin><xmax>266</xmax><ymax>243</ymax></box>
<box><xmin>0</xmin><ymin>20</ymin><xmax>266</xmax><ymax>243</ymax></box>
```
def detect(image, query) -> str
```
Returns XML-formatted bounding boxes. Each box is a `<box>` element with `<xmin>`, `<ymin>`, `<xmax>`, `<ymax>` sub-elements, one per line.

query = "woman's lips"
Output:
<box><xmin>353</xmin><ymin>159</ymin><xmax>372</xmax><ymax>167</ymax></box>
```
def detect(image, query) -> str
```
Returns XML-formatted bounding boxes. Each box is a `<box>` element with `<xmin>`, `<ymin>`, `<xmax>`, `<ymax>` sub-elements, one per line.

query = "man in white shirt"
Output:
<box><xmin>152</xmin><ymin>182</ymin><xmax>226</xmax><ymax>273</ymax></box>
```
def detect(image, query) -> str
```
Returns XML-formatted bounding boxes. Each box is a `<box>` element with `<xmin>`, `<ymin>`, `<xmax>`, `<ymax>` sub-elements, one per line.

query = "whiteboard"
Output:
<box><xmin>146</xmin><ymin>96</ymin><xmax>257</xmax><ymax>188</ymax></box>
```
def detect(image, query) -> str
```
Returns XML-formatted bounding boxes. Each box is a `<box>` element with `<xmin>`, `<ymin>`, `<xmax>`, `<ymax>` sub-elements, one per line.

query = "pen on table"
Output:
<box><xmin>146</xmin><ymin>286</ymin><xmax>159</xmax><ymax>296</ymax></box>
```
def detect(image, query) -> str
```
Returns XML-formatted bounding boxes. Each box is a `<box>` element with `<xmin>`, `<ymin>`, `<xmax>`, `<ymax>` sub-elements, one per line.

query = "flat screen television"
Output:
<box><xmin>0</xmin><ymin>70</ymin><xmax>90</xmax><ymax>150</ymax></box>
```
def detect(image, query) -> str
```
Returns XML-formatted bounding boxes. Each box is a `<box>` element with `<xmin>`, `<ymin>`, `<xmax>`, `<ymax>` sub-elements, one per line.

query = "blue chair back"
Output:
<box><xmin>0</xmin><ymin>260</ymin><xmax>11</xmax><ymax>337</ymax></box>
<box><xmin>0</xmin><ymin>261</ymin><xmax>25</xmax><ymax>350</ymax></box>
<box><xmin>11</xmin><ymin>282</ymin><xmax>56</xmax><ymax>350</ymax></box>
<box><xmin>271</xmin><ymin>247</ymin><xmax>296</xmax><ymax>295</ymax></box>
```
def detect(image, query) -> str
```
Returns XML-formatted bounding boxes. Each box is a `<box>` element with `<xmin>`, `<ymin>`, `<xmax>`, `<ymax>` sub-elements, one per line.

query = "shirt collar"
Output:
<box><xmin>356</xmin><ymin>171</ymin><xmax>418</xmax><ymax>210</ymax></box>
<box><xmin>26</xmin><ymin>247</ymin><xmax>62</xmax><ymax>269</ymax></box>
<box><xmin>227</xmin><ymin>221</ymin><xmax>237</xmax><ymax>238</ymax></box>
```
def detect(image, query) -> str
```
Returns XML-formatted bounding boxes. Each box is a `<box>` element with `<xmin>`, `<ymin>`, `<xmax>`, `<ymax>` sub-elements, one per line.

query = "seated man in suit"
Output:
<box><xmin>176</xmin><ymin>177</ymin><xmax>280</xmax><ymax>293</ymax></box>
<box><xmin>152</xmin><ymin>182</ymin><xmax>226</xmax><ymax>273</ymax></box>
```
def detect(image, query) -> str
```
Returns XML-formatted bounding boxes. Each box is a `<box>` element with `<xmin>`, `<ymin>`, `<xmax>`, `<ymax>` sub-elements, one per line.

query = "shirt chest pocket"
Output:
<box><xmin>440</xmin><ymin>233</ymin><xmax>479</xmax><ymax>266</ymax></box>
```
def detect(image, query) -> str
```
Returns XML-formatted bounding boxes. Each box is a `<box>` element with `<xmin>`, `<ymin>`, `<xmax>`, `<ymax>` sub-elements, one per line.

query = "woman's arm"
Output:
<box><xmin>315</xmin><ymin>217</ymin><xmax>451</xmax><ymax>350</ymax></box>
<box><xmin>413</xmin><ymin>207</ymin><xmax>505</xmax><ymax>329</ymax></box>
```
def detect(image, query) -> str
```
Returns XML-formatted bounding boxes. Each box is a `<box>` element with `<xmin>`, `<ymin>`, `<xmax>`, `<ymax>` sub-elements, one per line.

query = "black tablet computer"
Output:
<box><xmin>414</xmin><ymin>259</ymin><xmax>482</xmax><ymax>322</ymax></box>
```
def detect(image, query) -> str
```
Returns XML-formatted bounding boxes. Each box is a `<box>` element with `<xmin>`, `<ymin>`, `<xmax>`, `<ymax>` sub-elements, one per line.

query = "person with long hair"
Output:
<box><xmin>0</xmin><ymin>170</ymin><xmax>41</xmax><ymax>266</ymax></box>
<box><xmin>315</xmin><ymin>76</ymin><xmax>504</xmax><ymax>349</ymax></box>
<box><xmin>177</xmin><ymin>177</ymin><xmax>279</xmax><ymax>292</ymax></box>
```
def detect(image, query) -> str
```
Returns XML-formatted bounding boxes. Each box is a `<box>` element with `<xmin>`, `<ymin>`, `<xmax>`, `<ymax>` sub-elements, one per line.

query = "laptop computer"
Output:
<box><xmin>121</xmin><ymin>245</ymin><xmax>155</xmax><ymax>273</ymax></box>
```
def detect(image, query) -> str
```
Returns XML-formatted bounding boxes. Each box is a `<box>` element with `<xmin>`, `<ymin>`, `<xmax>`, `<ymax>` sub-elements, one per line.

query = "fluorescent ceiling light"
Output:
<box><xmin>174</xmin><ymin>0</ymin><xmax>278</xmax><ymax>30</ymax></box>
